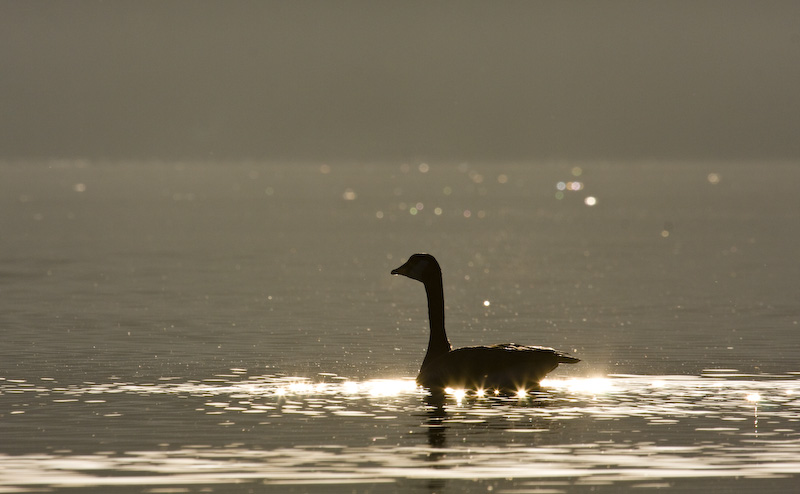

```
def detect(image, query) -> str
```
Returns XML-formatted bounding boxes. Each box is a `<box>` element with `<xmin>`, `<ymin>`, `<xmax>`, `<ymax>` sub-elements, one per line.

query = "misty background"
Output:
<box><xmin>2</xmin><ymin>0</ymin><xmax>799</xmax><ymax>162</ymax></box>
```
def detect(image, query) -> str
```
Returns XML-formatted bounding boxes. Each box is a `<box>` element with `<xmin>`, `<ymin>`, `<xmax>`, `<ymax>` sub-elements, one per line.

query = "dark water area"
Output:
<box><xmin>1</xmin><ymin>160</ymin><xmax>798</xmax><ymax>492</ymax></box>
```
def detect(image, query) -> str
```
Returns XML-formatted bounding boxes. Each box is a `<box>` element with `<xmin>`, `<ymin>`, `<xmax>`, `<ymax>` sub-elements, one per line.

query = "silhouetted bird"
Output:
<box><xmin>391</xmin><ymin>253</ymin><xmax>579</xmax><ymax>394</ymax></box>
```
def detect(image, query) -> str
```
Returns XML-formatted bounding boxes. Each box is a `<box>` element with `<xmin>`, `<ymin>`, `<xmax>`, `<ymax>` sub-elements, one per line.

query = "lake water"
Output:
<box><xmin>1</xmin><ymin>160</ymin><xmax>798</xmax><ymax>492</ymax></box>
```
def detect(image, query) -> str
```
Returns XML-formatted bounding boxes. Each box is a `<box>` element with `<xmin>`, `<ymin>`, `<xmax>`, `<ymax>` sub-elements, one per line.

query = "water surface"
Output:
<box><xmin>1</xmin><ymin>160</ymin><xmax>798</xmax><ymax>492</ymax></box>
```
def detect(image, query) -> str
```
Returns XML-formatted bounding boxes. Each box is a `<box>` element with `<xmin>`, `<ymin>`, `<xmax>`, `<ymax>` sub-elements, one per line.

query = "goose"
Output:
<box><xmin>391</xmin><ymin>253</ymin><xmax>579</xmax><ymax>394</ymax></box>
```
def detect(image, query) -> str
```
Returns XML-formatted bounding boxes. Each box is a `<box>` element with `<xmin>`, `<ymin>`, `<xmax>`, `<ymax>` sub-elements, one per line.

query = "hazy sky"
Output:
<box><xmin>2</xmin><ymin>1</ymin><xmax>799</xmax><ymax>162</ymax></box>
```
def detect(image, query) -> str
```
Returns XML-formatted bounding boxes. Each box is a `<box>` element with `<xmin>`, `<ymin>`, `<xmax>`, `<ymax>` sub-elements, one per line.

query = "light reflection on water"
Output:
<box><xmin>1</xmin><ymin>373</ymin><xmax>799</xmax><ymax>492</ymax></box>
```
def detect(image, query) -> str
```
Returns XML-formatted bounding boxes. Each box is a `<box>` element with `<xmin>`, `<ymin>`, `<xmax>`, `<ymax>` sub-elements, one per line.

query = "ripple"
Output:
<box><xmin>1</xmin><ymin>373</ymin><xmax>799</xmax><ymax>491</ymax></box>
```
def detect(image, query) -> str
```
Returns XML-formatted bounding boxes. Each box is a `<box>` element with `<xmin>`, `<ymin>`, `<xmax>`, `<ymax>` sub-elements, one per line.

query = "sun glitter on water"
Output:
<box><xmin>444</xmin><ymin>387</ymin><xmax>468</xmax><ymax>402</ymax></box>
<box><xmin>541</xmin><ymin>376</ymin><xmax>615</xmax><ymax>394</ymax></box>
<box><xmin>275</xmin><ymin>378</ymin><xmax>418</xmax><ymax>398</ymax></box>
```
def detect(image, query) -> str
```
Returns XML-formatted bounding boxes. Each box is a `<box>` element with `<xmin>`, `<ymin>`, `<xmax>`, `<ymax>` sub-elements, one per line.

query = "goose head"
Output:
<box><xmin>391</xmin><ymin>253</ymin><xmax>441</xmax><ymax>283</ymax></box>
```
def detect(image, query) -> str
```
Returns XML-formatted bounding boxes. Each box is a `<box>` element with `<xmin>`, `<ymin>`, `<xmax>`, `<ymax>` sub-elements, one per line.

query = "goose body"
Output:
<box><xmin>391</xmin><ymin>253</ymin><xmax>579</xmax><ymax>392</ymax></box>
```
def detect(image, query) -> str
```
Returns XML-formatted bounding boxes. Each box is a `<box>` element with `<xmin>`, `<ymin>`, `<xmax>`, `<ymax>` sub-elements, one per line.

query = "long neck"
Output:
<box><xmin>421</xmin><ymin>273</ymin><xmax>451</xmax><ymax>367</ymax></box>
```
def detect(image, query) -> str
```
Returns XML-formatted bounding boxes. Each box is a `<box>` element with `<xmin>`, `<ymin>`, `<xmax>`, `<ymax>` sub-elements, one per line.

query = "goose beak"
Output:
<box><xmin>391</xmin><ymin>257</ymin><xmax>427</xmax><ymax>280</ymax></box>
<box><xmin>391</xmin><ymin>262</ymin><xmax>408</xmax><ymax>276</ymax></box>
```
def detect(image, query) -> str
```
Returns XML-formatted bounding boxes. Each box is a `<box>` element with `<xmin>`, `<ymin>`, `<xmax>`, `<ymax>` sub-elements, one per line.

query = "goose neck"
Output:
<box><xmin>423</xmin><ymin>275</ymin><xmax>451</xmax><ymax>363</ymax></box>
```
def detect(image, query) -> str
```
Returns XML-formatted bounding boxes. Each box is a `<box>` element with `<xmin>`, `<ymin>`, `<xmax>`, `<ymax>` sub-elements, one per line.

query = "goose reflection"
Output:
<box><xmin>423</xmin><ymin>393</ymin><xmax>448</xmax><ymax>449</ymax></box>
<box><xmin>420</xmin><ymin>390</ymin><xmax>555</xmax><ymax>494</ymax></box>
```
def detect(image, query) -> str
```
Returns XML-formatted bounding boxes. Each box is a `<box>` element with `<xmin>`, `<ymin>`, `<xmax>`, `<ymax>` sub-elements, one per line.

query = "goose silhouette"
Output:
<box><xmin>392</xmin><ymin>253</ymin><xmax>579</xmax><ymax>393</ymax></box>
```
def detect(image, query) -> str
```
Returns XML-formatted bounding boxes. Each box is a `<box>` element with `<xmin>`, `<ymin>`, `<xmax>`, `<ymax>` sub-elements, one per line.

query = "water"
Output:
<box><xmin>1</xmin><ymin>374</ymin><xmax>799</xmax><ymax>492</ymax></box>
<box><xmin>1</xmin><ymin>160</ymin><xmax>799</xmax><ymax>492</ymax></box>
